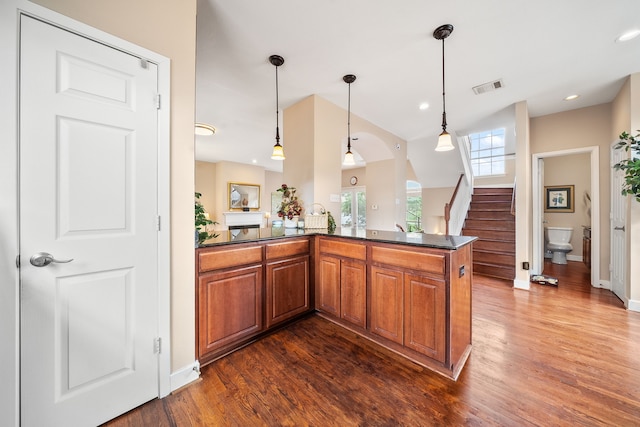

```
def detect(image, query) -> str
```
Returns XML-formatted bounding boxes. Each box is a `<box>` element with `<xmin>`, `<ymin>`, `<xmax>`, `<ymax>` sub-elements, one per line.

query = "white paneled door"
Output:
<box><xmin>20</xmin><ymin>16</ymin><xmax>160</xmax><ymax>426</ymax></box>
<box><xmin>611</xmin><ymin>144</ymin><xmax>626</xmax><ymax>302</ymax></box>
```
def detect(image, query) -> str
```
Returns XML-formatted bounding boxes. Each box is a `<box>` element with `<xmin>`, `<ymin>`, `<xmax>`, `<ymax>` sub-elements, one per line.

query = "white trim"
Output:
<box><xmin>595</xmin><ymin>279</ymin><xmax>611</xmax><ymax>290</ymax></box>
<box><xmin>532</xmin><ymin>146</ymin><xmax>600</xmax><ymax>288</ymax></box>
<box><xmin>513</xmin><ymin>278</ymin><xmax>531</xmax><ymax>290</ymax></box>
<box><xmin>628</xmin><ymin>299</ymin><xmax>640</xmax><ymax>312</ymax></box>
<box><xmin>170</xmin><ymin>361</ymin><xmax>201</xmax><ymax>392</ymax></box>
<box><xmin>566</xmin><ymin>254</ymin><xmax>583</xmax><ymax>262</ymax></box>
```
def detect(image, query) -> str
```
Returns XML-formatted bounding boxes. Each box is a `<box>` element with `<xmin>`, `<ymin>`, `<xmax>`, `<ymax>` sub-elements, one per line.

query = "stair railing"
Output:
<box><xmin>510</xmin><ymin>177</ymin><xmax>516</xmax><ymax>216</ymax></box>
<box><xmin>444</xmin><ymin>173</ymin><xmax>471</xmax><ymax>235</ymax></box>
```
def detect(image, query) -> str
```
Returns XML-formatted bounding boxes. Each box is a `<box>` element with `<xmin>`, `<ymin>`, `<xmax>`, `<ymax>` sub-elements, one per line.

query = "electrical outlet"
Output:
<box><xmin>522</xmin><ymin>261</ymin><xmax>530</xmax><ymax>270</ymax></box>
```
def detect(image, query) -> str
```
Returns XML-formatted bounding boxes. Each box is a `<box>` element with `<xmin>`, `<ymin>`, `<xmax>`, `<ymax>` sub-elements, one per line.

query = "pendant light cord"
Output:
<box><xmin>347</xmin><ymin>81</ymin><xmax>351</xmax><ymax>151</ymax></box>
<box><xmin>275</xmin><ymin>64</ymin><xmax>280</xmax><ymax>143</ymax></box>
<box><xmin>441</xmin><ymin>37</ymin><xmax>447</xmax><ymax>131</ymax></box>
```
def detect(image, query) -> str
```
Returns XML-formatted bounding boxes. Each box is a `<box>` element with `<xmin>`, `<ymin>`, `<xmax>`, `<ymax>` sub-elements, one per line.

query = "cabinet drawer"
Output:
<box><xmin>371</xmin><ymin>246</ymin><xmax>445</xmax><ymax>275</ymax></box>
<box><xmin>319</xmin><ymin>238</ymin><xmax>366</xmax><ymax>261</ymax></box>
<box><xmin>265</xmin><ymin>238</ymin><xmax>309</xmax><ymax>260</ymax></box>
<box><xmin>198</xmin><ymin>245</ymin><xmax>262</xmax><ymax>272</ymax></box>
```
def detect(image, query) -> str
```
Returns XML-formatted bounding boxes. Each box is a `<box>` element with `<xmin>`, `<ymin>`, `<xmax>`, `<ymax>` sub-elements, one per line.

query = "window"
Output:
<box><xmin>341</xmin><ymin>188</ymin><xmax>366</xmax><ymax>228</ymax></box>
<box><xmin>470</xmin><ymin>128</ymin><xmax>505</xmax><ymax>177</ymax></box>
<box><xmin>406</xmin><ymin>180</ymin><xmax>422</xmax><ymax>232</ymax></box>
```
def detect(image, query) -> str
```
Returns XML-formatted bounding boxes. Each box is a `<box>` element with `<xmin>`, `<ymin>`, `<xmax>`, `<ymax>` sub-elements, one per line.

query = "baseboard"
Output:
<box><xmin>595</xmin><ymin>279</ymin><xmax>611</xmax><ymax>290</ymax></box>
<box><xmin>628</xmin><ymin>299</ymin><xmax>640</xmax><ymax>313</ymax></box>
<box><xmin>566</xmin><ymin>254</ymin><xmax>583</xmax><ymax>262</ymax></box>
<box><xmin>170</xmin><ymin>360</ymin><xmax>201</xmax><ymax>393</ymax></box>
<box><xmin>513</xmin><ymin>278</ymin><xmax>530</xmax><ymax>290</ymax></box>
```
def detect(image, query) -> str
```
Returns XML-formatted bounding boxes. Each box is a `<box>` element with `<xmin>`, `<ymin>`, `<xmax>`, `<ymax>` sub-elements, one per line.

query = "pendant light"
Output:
<box><xmin>269</xmin><ymin>54</ymin><xmax>285</xmax><ymax>160</ymax></box>
<box><xmin>343</xmin><ymin>74</ymin><xmax>356</xmax><ymax>165</ymax></box>
<box><xmin>434</xmin><ymin>24</ymin><xmax>455</xmax><ymax>152</ymax></box>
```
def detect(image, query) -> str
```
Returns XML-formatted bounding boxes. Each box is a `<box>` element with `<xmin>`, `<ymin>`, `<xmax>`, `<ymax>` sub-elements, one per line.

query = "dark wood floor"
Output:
<box><xmin>105</xmin><ymin>261</ymin><xmax>640</xmax><ymax>426</ymax></box>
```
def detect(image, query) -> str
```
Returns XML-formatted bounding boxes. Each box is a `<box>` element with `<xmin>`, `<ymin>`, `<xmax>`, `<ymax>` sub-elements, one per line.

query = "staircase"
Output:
<box><xmin>462</xmin><ymin>188</ymin><xmax>515</xmax><ymax>281</ymax></box>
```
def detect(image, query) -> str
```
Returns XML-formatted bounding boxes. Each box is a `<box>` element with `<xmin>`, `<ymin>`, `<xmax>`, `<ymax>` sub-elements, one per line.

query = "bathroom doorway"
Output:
<box><xmin>532</xmin><ymin>146</ymin><xmax>600</xmax><ymax>287</ymax></box>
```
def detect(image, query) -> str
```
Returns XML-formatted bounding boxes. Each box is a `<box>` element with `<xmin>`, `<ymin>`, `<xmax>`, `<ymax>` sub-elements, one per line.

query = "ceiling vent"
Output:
<box><xmin>472</xmin><ymin>79</ymin><xmax>504</xmax><ymax>95</ymax></box>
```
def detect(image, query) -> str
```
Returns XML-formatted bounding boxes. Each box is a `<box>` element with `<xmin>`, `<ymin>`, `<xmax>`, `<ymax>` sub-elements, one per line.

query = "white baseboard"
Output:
<box><xmin>513</xmin><ymin>278</ymin><xmax>530</xmax><ymax>290</ymax></box>
<box><xmin>566</xmin><ymin>254</ymin><xmax>583</xmax><ymax>262</ymax></box>
<box><xmin>170</xmin><ymin>360</ymin><xmax>201</xmax><ymax>393</ymax></box>
<box><xmin>595</xmin><ymin>279</ymin><xmax>611</xmax><ymax>290</ymax></box>
<box><xmin>628</xmin><ymin>299</ymin><xmax>640</xmax><ymax>312</ymax></box>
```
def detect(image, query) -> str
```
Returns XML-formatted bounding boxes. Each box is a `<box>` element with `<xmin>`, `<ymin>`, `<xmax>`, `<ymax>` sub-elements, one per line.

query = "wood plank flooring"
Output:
<box><xmin>104</xmin><ymin>261</ymin><xmax>640</xmax><ymax>426</ymax></box>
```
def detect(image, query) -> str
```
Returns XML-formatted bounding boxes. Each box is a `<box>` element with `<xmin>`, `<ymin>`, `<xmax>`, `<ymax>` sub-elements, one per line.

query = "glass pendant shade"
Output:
<box><xmin>435</xmin><ymin>130</ymin><xmax>454</xmax><ymax>151</ymax></box>
<box><xmin>343</xmin><ymin>150</ymin><xmax>355</xmax><ymax>165</ymax></box>
<box><xmin>271</xmin><ymin>141</ymin><xmax>285</xmax><ymax>160</ymax></box>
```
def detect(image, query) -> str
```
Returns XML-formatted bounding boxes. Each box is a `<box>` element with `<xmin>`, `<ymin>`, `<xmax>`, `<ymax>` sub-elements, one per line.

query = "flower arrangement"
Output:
<box><xmin>276</xmin><ymin>184</ymin><xmax>303</xmax><ymax>219</ymax></box>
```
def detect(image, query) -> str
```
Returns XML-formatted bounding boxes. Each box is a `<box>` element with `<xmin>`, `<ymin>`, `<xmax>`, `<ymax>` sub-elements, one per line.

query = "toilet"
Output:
<box><xmin>545</xmin><ymin>227</ymin><xmax>573</xmax><ymax>264</ymax></box>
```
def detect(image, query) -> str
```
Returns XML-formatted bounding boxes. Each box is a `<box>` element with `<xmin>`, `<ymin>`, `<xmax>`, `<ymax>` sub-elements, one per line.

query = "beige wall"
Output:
<box><xmin>214</xmin><ymin>161</ymin><xmax>267</xmax><ymax>229</ymax></box>
<box><xmin>195</xmin><ymin>160</ymin><xmax>216</xmax><ymax>219</ymax></box>
<box><xmin>31</xmin><ymin>0</ymin><xmax>198</xmax><ymax>371</ymax></box>
<box><xmin>285</xmin><ymin>95</ymin><xmax>407</xmax><ymax>230</ymax></box>
<box><xmin>531</xmin><ymin>103</ymin><xmax>612</xmax><ymax>281</ymax></box>
<box><xmin>422</xmin><ymin>187</ymin><xmax>454</xmax><ymax>234</ymax></box>
<box><xmin>543</xmin><ymin>154</ymin><xmax>591</xmax><ymax>257</ymax></box>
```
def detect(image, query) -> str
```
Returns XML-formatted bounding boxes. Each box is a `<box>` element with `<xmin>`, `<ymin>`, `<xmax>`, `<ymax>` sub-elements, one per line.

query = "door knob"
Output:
<box><xmin>29</xmin><ymin>252</ymin><xmax>74</xmax><ymax>267</ymax></box>
<box><xmin>614</xmin><ymin>226</ymin><xmax>625</xmax><ymax>231</ymax></box>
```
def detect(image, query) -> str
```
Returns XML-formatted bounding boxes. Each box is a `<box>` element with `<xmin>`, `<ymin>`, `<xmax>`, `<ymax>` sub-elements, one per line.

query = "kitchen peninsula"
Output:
<box><xmin>196</xmin><ymin>228</ymin><xmax>476</xmax><ymax>380</ymax></box>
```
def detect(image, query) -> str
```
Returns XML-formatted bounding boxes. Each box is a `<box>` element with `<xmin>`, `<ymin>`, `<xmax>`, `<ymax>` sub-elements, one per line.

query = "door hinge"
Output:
<box><xmin>155</xmin><ymin>94</ymin><xmax>161</xmax><ymax>110</ymax></box>
<box><xmin>16</xmin><ymin>255</ymin><xmax>20</xmax><ymax>268</ymax></box>
<box><xmin>154</xmin><ymin>337</ymin><xmax>162</xmax><ymax>354</ymax></box>
<box><xmin>157</xmin><ymin>215</ymin><xmax>161</xmax><ymax>231</ymax></box>
<box><xmin>140</xmin><ymin>58</ymin><xmax>148</xmax><ymax>69</ymax></box>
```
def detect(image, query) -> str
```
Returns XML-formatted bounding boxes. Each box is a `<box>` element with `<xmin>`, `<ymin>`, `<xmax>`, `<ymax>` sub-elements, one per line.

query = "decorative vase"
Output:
<box><xmin>284</xmin><ymin>216</ymin><xmax>299</xmax><ymax>228</ymax></box>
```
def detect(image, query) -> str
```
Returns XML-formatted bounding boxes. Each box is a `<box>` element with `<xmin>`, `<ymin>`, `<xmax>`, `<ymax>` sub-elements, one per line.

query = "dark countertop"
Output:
<box><xmin>199</xmin><ymin>227</ymin><xmax>477</xmax><ymax>250</ymax></box>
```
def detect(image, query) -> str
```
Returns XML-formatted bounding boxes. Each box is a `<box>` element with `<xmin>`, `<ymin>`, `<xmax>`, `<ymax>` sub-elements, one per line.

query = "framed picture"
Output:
<box><xmin>545</xmin><ymin>185</ymin><xmax>574</xmax><ymax>213</ymax></box>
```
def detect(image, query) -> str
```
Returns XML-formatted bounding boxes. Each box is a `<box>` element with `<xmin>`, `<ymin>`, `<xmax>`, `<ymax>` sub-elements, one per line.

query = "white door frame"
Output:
<box><xmin>532</xmin><ymin>146</ymin><xmax>600</xmax><ymax>287</ymax></box>
<box><xmin>0</xmin><ymin>2</ymin><xmax>171</xmax><ymax>426</ymax></box>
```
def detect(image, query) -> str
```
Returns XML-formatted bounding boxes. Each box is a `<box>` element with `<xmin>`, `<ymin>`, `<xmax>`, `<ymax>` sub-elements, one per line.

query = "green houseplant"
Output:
<box><xmin>195</xmin><ymin>192</ymin><xmax>218</xmax><ymax>246</ymax></box>
<box><xmin>613</xmin><ymin>130</ymin><xmax>640</xmax><ymax>202</ymax></box>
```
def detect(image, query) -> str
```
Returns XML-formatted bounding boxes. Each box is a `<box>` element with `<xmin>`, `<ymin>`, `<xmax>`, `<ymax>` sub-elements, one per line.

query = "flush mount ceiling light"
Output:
<box><xmin>195</xmin><ymin>123</ymin><xmax>216</xmax><ymax>136</ymax></box>
<box><xmin>269</xmin><ymin>54</ymin><xmax>285</xmax><ymax>160</ymax></box>
<box><xmin>616</xmin><ymin>29</ymin><xmax>640</xmax><ymax>42</ymax></box>
<box><xmin>434</xmin><ymin>24</ymin><xmax>455</xmax><ymax>152</ymax></box>
<box><xmin>343</xmin><ymin>74</ymin><xmax>357</xmax><ymax>166</ymax></box>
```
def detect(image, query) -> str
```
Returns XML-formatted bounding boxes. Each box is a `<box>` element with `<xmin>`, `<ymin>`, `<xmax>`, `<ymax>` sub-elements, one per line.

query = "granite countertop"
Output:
<box><xmin>199</xmin><ymin>227</ymin><xmax>477</xmax><ymax>250</ymax></box>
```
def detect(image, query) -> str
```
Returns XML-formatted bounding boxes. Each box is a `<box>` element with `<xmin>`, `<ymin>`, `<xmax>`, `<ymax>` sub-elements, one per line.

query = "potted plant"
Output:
<box><xmin>613</xmin><ymin>130</ymin><xmax>640</xmax><ymax>202</ymax></box>
<box><xmin>195</xmin><ymin>192</ymin><xmax>218</xmax><ymax>246</ymax></box>
<box><xmin>276</xmin><ymin>184</ymin><xmax>303</xmax><ymax>227</ymax></box>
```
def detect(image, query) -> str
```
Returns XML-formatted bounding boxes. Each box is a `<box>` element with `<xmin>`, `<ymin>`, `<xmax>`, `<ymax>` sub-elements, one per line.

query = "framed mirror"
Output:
<box><xmin>228</xmin><ymin>182</ymin><xmax>260</xmax><ymax>210</ymax></box>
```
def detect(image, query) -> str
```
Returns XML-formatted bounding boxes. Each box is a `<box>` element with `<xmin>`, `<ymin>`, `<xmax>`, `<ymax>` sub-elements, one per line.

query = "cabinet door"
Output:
<box><xmin>197</xmin><ymin>265</ymin><xmax>263</xmax><ymax>359</ymax></box>
<box><xmin>404</xmin><ymin>273</ymin><xmax>445</xmax><ymax>362</ymax></box>
<box><xmin>317</xmin><ymin>255</ymin><xmax>341</xmax><ymax>316</ymax></box>
<box><xmin>340</xmin><ymin>259</ymin><xmax>366</xmax><ymax>327</ymax></box>
<box><xmin>265</xmin><ymin>255</ymin><xmax>310</xmax><ymax>328</ymax></box>
<box><xmin>370</xmin><ymin>266</ymin><xmax>403</xmax><ymax>344</ymax></box>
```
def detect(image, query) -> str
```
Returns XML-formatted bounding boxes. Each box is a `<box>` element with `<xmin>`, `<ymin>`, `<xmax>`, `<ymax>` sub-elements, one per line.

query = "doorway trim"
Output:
<box><xmin>532</xmin><ymin>146</ymin><xmax>600</xmax><ymax>287</ymax></box>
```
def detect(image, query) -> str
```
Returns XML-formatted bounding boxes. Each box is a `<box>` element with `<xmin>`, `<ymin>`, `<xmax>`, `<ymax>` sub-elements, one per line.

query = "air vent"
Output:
<box><xmin>472</xmin><ymin>79</ymin><xmax>504</xmax><ymax>95</ymax></box>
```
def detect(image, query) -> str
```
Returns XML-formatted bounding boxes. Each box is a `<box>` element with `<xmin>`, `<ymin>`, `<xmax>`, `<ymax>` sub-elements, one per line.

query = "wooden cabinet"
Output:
<box><xmin>370</xmin><ymin>266</ymin><xmax>403</xmax><ymax>344</ymax></box>
<box><xmin>403</xmin><ymin>273</ymin><xmax>445</xmax><ymax>362</ymax></box>
<box><xmin>316</xmin><ymin>238</ymin><xmax>366</xmax><ymax>328</ymax></box>
<box><xmin>265</xmin><ymin>256</ymin><xmax>309</xmax><ymax>327</ymax></box>
<box><xmin>196</xmin><ymin>238</ymin><xmax>312</xmax><ymax>365</ymax></box>
<box><xmin>197</xmin><ymin>265</ymin><xmax>263</xmax><ymax>360</ymax></box>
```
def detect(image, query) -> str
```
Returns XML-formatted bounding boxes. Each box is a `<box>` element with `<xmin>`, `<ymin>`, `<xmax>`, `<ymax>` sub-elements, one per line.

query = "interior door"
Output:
<box><xmin>20</xmin><ymin>16</ymin><xmax>160</xmax><ymax>426</ymax></box>
<box><xmin>611</xmin><ymin>144</ymin><xmax>626</xmax><ymax>302</ymax></box>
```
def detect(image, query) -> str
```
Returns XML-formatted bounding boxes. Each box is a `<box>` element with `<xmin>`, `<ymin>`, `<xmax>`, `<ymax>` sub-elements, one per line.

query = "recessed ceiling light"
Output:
<box><xmin>419</xmin><ymin>102</ymin><xmax>429</xmax><ymax>110</ymax></box>
<box><xmin>252</xmin><ymin>159</ymin><xmax>257</xmax><ymax>164</ymax></box>
<box><xmin>195</xmin><ymin>123</ymin><xmax>216</xmax><ymax>136</ymax></box>
<box><xmin>616</xmin><ymin>29</ymin><xmax>640</xmax><ymax>42</ymax></box>
<box><xmin>564</xmin><ymin>94</ymin><xmax>579</xmax><ymax>101</ymax></box>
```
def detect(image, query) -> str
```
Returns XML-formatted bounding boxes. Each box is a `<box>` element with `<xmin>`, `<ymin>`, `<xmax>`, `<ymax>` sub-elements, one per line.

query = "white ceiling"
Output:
<box><xmin>195</xmin><ymin>0</ymin><xmax>640</xmax><ymax>184</ymax></box>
